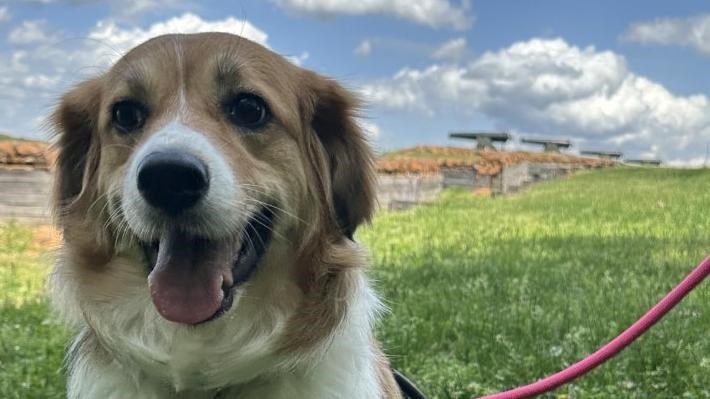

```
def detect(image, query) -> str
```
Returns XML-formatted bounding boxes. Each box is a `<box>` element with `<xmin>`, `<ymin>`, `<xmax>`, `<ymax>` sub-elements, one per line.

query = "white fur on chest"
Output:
<box><xmin>58</xmin><ymin>252</ymin><xmax>384</xmax><ymax>399</ymax></box>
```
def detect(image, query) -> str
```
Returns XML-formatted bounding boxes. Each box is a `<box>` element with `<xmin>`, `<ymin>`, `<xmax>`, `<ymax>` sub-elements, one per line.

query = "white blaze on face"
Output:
<box><xmin>121</xmin><ymin>122</ymin><xmax>243</xmax><ymax>241</ymax></box>
<box><xmin>121</xmin><ymin>42</ymin><xmax>245</xmax><ymax>240</ymax></box>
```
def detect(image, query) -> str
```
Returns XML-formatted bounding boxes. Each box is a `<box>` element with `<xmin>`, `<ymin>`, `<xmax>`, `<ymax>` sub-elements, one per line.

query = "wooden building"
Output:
<box><xmin>0</xmin><ymin>140</ymin><xmax>54</xmax><ymax>224</ymax></box>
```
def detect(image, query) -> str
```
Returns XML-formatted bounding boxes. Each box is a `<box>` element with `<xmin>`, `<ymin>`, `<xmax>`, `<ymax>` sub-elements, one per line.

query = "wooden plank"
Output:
<box><xmin>0</xmin><ymin>171</ymin><xmax>52</xmax><ymax>182</ymax></box>
<box><xmin>0</xmin><ymin>184</ymin><xmax>51</xmax><ymax>193</ymax></box>
<box><xmin>0</xmin><ymin>192</ymin><xmax>50</xmax><ymax>201</ymax></box>
<box><xmin>0</xmin><ymin>197</ymin><xmax>51</xmax><ymax>207</ymax></box>
<box><xmin>0</xmin><ymin>178</ymin><xmax>52</xmax><ymax>185</ymax></box>
<box><xmin>0</xmin><ymin>170</ymin><xmax>53</xmax><ymax>222</ymax></box>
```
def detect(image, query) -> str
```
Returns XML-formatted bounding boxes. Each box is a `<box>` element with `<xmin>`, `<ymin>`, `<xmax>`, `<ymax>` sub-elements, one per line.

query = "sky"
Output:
<box><xmin>1</xmin><ymin>0</ymin><xmax>710</xmax><ymax>165</ymax></box>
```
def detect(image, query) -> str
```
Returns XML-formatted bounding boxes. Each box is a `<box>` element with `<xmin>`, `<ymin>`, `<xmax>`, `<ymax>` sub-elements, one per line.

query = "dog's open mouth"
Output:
<box><xmin>141</xmin><ymin>206</ymin><xmax>275</xmax><ymax>325</ymax></box>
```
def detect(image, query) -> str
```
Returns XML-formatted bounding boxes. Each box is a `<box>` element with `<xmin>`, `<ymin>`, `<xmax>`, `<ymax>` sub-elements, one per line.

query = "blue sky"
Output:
<box><xmin>1</xmin><ymin>0</ymin><xmax>709</xmax><ymax>164</ymax></box>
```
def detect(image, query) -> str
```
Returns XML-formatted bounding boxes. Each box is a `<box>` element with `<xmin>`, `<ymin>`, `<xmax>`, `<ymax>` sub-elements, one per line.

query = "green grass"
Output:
<box><xmin>0</xmin><ymin>224</ymin><xmax>68</xmax><ymax>399</ymax></box>
<box><xmin>359</xmin><ymin>168</ymin><xmax>710</xmax><ymax>398</ymax></box>
<box><xmin>2</xmin><ymin>168</ymin><xmax>710</xmax><ymax>398</ymax></box>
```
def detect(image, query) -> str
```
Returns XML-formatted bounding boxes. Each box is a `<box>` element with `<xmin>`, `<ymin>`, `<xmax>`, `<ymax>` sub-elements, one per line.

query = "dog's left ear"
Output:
<box><xmin>305</xmin><ymin>74</ymin><xmax>376</xmax><ymax>239</ymax></box>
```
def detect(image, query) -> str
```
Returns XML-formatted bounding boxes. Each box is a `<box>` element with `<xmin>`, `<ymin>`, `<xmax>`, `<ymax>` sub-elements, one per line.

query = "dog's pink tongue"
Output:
<box><xmin>148</xmin><ymin>231</ymin><xmax>227</xmax><ymax>325</ymax></box>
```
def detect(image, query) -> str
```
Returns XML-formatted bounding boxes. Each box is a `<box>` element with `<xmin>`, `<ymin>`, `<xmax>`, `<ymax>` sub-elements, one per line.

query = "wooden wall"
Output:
<box><xmin>376</xmin><ymin>174</ymin><xmax>444</xmax><ymax>210</ymax></box>
<box><xmin>0</xmin><ymin>169</ymin><xmax>52</xmax><ymax>224</ymax></box>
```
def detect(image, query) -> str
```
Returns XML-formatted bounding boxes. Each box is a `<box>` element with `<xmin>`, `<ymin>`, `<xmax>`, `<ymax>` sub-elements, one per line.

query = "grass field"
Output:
<box><xmin>2</xmin><ymin>168</ymin><xmax>710</xmax><ymax>398</ymax></box>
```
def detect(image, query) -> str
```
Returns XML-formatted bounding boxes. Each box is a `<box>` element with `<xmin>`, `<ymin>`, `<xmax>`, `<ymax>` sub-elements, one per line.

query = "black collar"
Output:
<box><xmin>393</xmin><ymin>369</ymin><xmax>427</xmax><ymax>399</ymax></box>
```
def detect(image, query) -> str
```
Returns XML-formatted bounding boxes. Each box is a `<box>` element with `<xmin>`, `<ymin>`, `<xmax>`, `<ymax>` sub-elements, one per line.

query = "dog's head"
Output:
<box><xmin>52</xmin><ymin>33</ymin><xmax>375</xmax><ymax>345</ymax></box>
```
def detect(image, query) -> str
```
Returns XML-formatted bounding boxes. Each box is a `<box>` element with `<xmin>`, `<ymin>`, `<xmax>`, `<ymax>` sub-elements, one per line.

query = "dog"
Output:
<box><xmin>49</xmin><ymin>32</ymin><xmax>402</xmax><ymax>399</ymax></box>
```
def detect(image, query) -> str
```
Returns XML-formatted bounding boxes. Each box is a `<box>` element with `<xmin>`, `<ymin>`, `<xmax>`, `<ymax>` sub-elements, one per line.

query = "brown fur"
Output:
<box><xmin>51</xmin><ymin>32</ymin><xmax>400</xmax><ymax>398</ymax></box>
<box><xmin>377</xmin><ymin>348</ymin><xmax>403</xmax><ymax>398</ymax></box>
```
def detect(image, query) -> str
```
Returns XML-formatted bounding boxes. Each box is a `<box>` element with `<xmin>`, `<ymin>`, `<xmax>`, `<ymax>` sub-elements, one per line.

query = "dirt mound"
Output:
<box><xmin>377</xmin><ymin>146</ymin><xmax>616</xmax><ymax>176</ymax></box>
<box><xmin>0</xmin><ymin>140</ymin><xmax>55</xmax><ymax>170</ymax></box>
<box><xmin>377</xmin><ymin>157</ymin><xmax>477</xmax><ymax>175</ymax></box>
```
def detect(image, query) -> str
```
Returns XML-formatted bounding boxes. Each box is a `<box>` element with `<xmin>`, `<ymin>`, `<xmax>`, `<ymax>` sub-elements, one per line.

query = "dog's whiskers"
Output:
<box><xmin>230</xmin><ymin>199</ymin><xmax>289</xmax><ymax>244</ymax></box>
<box><xmin>239</xmin><ymin>186</ymin><xmax>308</xmax><ymax>226</ymax></box>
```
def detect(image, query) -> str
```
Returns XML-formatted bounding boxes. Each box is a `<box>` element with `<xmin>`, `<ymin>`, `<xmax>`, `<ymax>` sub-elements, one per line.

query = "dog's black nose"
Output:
<box><xmin>137</xmin><ymin>151</ymin><xmax>209</xmax><ymax>214</ymax></box>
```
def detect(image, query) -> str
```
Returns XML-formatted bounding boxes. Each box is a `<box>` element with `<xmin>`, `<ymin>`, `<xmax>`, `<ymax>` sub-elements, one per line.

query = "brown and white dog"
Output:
<box><xmin>49</xmin><ymin>33</ymin><xmax>401</xmax><ymax>399</ymax></box>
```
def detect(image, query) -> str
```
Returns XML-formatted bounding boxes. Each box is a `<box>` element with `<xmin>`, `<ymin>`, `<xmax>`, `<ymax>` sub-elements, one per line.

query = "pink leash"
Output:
<box><xmin>476</xmin><ymin>255</ymin><xmax>710</xmax><ymax>399</ymax></box>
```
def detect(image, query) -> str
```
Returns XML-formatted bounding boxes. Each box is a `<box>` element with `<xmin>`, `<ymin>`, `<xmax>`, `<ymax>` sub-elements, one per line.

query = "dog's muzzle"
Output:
<box><xmin>131</xmin><ymin>149</ymin><xmax>275</xmax><ymax>326</ymax></box>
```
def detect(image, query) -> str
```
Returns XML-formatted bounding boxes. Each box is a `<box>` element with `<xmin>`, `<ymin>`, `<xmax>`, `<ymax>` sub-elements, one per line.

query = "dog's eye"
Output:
<box><xmin>225</xmin><ymin>94</ymin><xmax>270</xmax><ymax>129</ymax></box>
<box><xmin>112</xmin><ymin>100</ymin><xmax>146</xmax><ymax>133</ymax></box>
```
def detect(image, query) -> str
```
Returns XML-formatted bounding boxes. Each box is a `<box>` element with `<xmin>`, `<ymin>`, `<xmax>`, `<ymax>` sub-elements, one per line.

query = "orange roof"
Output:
<box><xmin>0</xmin><ymin>140</ymin><xmax>55</xmax><ymax>170</ymax></box>
<box><xmin>377</xmin><ymin>146</ymin><xmax>616</xmax><ymax>176</ymax></box>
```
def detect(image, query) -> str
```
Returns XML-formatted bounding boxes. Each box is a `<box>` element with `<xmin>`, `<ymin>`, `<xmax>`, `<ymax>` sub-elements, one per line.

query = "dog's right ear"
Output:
<box><xmin>51</xmin><ymin>77</ymin><xmax>103</xmax><ymax>221</ymax></box>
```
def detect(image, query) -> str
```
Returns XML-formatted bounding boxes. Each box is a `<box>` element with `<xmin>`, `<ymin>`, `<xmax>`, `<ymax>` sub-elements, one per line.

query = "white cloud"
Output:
<box><xmin>287</xmin><ymin>51</ymin><xmax>310</xmax><ymax>66</ymax></box>
<box><xmin>0</xmin><ymin>6</ymin><xmax>10</xmax><ymax>22</ymax></box>
<box><xmin>88</xmin><ymin>13</ymin><xmax>268</xmax><ymax>64</ymax></box>
<box><xmin>112</xmin><ymin>0</ymin><xmax>183</xmax><ymax>16</ymax></box>
<box><xmin>352</xmin><ymin>36</ymin><xmax>469</xmax><ymax>60</ymax></box>
<box><xmin>359</xmin><ymin>120</ymin><xmax>381</xmax><ymax>139</ymax></box>
<box><xmin>22</xmin><ymin>73</ymin><xmax>61</xmax><ymax>89</ymax></box>
<box><xmin>621</xmin><ymin>14</ymin><xmax>710</xmax><ymax>55</ymax></box>
<box><xmin>271</xmin><ymin>0</ymin><xmax>473</xmax><ymax>30</ymax></box>
<box><xmin>0</xmin><ymin>13</ymin><xmax>271</xmax><ymax>139</ymax></box>
<box><xmin>432</xmin><ymin>37</ymin><xmax>467</xmax><ymax>61</ymax></box>
<box><xmin>361</xmin><ymin>64</ymin><xmax>479</xmax><ymax>112</ymax></box>
<box><xmin>8</xmin><ymin>20</ymin><xmax>55</xmax><ymax>45</ymax></box>
<box><xmin>354</xmin><ymin>39</ymin><xmax>372</xmax><ymax>56</ymax></box>
<box><xmin>361</xmin><ymin>38</ymin><xmax>710</xmax><ymax>161</ymax></box>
